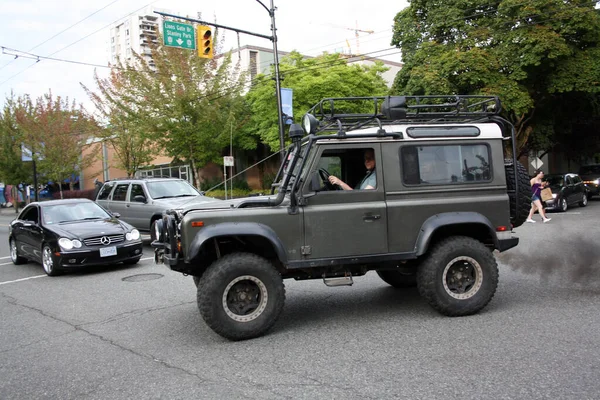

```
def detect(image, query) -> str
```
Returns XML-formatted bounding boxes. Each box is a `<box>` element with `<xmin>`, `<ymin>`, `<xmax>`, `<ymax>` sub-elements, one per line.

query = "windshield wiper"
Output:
<box><xmin>154</xmin><ymin>194</ymin><xmax>196</xmax><ymax>199</ymax></box>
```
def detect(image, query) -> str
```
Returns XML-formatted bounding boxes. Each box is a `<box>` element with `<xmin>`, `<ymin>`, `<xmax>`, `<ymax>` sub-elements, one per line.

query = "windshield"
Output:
<box><xmin>578</xmin><ymin>165</ymin><xmax>600</xmax><ymax>175</ymax></box>
<box><xmin>545</xmin><ymin>175</ymin><xmax>564</xmax><ymax>187</ymax></box>
<box><xmin>42</xmin><ymin>202</ymin><xmax>111</xmax><ymax>224</ymax></box>
<box><xmin>147</xmin><ymin>180</ymin><xmax>200</xmax><ymax>199</ymax></box>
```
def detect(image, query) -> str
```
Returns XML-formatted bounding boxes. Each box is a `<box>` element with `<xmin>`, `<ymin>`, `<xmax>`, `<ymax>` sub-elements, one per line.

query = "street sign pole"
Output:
<box><xmin>156</xmin><ymin>2</ymin><xmax>287</xmax><ymax>161</ymax></box>
<box><xmin>267</xmin><ymin>0</ymin><xmax>285</xmax><ymax>162</ymax></box>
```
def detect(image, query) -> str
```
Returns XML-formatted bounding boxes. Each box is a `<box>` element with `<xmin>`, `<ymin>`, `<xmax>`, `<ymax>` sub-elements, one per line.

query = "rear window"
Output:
<box><xmin>401</xmin><ymin>144</ymin><xmax>491</xmax><ymax>185</ymax></box>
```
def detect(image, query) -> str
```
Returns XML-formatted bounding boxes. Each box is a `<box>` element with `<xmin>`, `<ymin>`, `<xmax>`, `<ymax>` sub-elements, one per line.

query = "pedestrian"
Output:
<box><xmin>526</xmin><ymin>169</ymin><xmax>551</xmax><ymax>223</ymax></box>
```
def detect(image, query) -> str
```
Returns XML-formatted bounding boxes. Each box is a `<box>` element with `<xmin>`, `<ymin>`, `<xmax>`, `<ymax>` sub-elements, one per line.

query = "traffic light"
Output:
<box><xmin>197</xmin><ymin>25</ymin><xmax>213</xmax><ymax>59</ymax></box>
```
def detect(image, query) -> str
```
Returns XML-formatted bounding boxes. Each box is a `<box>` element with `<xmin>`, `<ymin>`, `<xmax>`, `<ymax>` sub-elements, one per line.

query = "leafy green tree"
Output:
<box><xmin>84</xmin><ymin>34</ymin><xmax>248</xmax><ymax>189</ymax></box>
<box><xmin>15</xmin><ymin>91</ymin><xmax>100</xmax><ymax>198</ymax></box>
<box><xmin>391</xmin><ymin>0</ymin><xmax>600</xmax><ymax>156</ymax></box>
<box><xmin>244</xmin><ymin>51</ymin><xmax>390</xmax><ymax>151</ymax></box>
<box><xmin>0</xmin><ymin>94</ymin><xmax>31</xmax><ymax>207</ymax></box>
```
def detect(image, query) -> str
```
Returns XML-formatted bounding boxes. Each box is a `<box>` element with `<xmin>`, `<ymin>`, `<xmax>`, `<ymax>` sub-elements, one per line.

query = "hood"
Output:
<box><xmin>49</xmin><ymin>218</ymin><xmax>129</xmax><ymax>239</ymax></box>
<box><xmin>177</xmin><ymin>194</ymin><xmax>281</xmax><ymax>213</ymax></box>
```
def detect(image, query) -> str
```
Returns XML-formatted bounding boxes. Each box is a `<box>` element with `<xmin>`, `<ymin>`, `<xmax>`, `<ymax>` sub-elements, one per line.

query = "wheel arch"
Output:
<box><xmin>415</xmin><ymin>212</ymin><xmax>498</xmax><ymax>256</ymax></box>
<box><xmin>187</xmin><ymin>222</ymin><xmax>288</xmax><ymax>268</ymax></box>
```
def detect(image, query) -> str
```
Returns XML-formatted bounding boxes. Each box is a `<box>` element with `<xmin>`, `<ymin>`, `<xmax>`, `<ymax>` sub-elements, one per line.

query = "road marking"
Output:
<box><xmin>141</xmin><ymin>256</ymin><xmax>154</xmax><ymax>261</ymax></box>
<box><xmin>0</xmin><ymin>262</ymin><xmax>14</xmax><ymax>266</ymax></box>
<box><xmin>0</xmin><ymin>275</ymin><xmax>47</xmax><ymax>285</ymax></box>
<box><xmin>0</xmin><ymin>256</ymin><xmax>11</xmax><ymax>260</ymax></box>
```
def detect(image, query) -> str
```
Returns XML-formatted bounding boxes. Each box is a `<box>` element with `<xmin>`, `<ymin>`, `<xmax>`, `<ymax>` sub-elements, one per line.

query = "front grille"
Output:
<box><xmin>83</xmin><ymin>234</ymin><xmax>125</xmax><ymax>247</ymax></box>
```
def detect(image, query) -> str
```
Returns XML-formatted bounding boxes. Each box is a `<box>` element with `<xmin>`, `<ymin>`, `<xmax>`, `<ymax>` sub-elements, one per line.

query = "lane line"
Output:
<box><xmin>0</xmin><ymin>262</ymin><xmax>14</xmax><ymax>266</ymax></box>
<box><xmin>0</xmin><ymin>256</ymin><xmax>11</xmax><ymax>260</ymax></box>
<box><xmin>140</xmin><ymin>256</ymin><xmax>154</xmax><ymax>261</ymax></box>
<box><xmin>0</xmin><ymin>275</ymin><xmax>47</xmax><ymax>285</ymax></box>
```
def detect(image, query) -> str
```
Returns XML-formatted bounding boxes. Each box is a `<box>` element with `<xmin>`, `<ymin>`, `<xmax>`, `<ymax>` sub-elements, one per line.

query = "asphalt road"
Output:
<box><xmin>1</xmin><ymin>202</ymin><xmax>599</xmax><ymax>399</ymax></box>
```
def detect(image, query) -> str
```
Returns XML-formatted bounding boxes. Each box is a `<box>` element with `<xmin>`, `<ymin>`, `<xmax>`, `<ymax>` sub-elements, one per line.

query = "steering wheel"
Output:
<box><xmin>318</xmin><ymin>168</ymin><xmax>338</xmax><ymax>190</ymax></box>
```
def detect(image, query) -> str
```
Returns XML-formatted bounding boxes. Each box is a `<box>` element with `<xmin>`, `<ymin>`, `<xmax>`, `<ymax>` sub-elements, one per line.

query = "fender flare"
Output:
<box><xmin>186</xmin><ymin>222</ymin><xmax>288</xmax><ymax>263</ymax></box>
<box><xmin>414</xmin><ymin>212</ymin><xmax>498</xmax><ymax>256</ymax></box>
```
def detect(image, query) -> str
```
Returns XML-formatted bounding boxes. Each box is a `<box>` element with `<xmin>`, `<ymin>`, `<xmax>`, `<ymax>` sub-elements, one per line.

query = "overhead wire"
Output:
<box><xmin>0</xmin><ymin>0</ymin><xmax>162</xmax><ymax>87</ymax></box>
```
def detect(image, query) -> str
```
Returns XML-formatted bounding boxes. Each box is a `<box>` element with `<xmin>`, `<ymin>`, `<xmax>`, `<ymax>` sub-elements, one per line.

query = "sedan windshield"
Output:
<box><xmin>147</xmin><ymin>180</ymin><xmax>200</xmax><ymax>199</ymax></box>
<box><xmin>42</xmin><ymin>202</ymin><xmax>111</xmax><ymax>224</ymax></box>
<box><xmin>545</xmin><ymin>175</ymin><xmax>564</xmax><ymax>187</ymax></box>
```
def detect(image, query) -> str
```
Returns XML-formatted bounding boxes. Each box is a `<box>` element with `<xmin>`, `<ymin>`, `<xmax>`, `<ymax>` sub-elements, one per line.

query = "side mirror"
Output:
<box><xmin>112</xmin><ymin>212</ymin><xmax>121</xmax><ymax>219</ymax></box>
<box><xmin>133</xmin><ymin>195</ymin><xmax>147</xmax><ymax>203</ymax></box>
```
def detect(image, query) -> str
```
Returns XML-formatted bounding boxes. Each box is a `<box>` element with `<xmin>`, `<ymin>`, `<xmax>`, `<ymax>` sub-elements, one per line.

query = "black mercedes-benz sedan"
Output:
<box><xmin>8</xmin><ymin>198</ymin><xmax>143</xmax><ymax>276</ymax></box>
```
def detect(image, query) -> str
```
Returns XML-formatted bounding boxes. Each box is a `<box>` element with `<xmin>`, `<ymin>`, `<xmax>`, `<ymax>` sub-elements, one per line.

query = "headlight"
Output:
<box><xmin>551</xmin><ymin>193</ymin><xmax>557</xmax><ymax>199</ymax></box>
<box><xmin>595</xmin><ymin>179</ymin><xmax>600</xmax><ymax>185</ymax></box>
<box><xmin>126</xmin><ymin>229</ymin><xmax>140</xmax><ymax>241</ymax></box>
<box><xmin>58</xmin><ymin>238</ymin><xmax>81</xmax><ymax>250</ymax></box>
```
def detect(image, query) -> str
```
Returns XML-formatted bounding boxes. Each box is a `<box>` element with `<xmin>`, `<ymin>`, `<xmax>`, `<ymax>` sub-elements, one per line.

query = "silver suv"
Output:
<box><xmin>95</xmin><ymin>177</ymin><xmax>218</xmax><ymax>238</ymax></box>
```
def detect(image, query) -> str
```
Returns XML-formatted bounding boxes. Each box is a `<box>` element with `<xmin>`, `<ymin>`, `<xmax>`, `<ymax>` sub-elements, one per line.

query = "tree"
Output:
<box><xmin>0</xmin><ymin>94</ymin><xmax>31</xmax><ymax>206</ymax></box>
<box><xmin>243</xmin><ymin>51</ymin><xmax>390</xmax><ymax>151</ymax></box>
<box><xmin>15</xmin><ymin>91</ymin><xmax>100</xmax><ymax>198</ymax></box>
<box><xmin>391</xmin><ymin>0</ymin><xmax>600</xmax><ymax>156</ymax></box>
<box><xmin>83</xmin><ymin>31</ymin><xmax>248</xmax><ymax>189</ymax></box>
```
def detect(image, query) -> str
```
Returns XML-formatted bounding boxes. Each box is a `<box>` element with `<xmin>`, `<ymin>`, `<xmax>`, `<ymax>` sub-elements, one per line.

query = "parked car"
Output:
<box><xmin>578</xmin><ymin>164</ymin><xmax>600</xmax><ymax>199</ymax></box>
<box><xmin>542</xmin><ymin>173</ymin><xmax>588</xmax><ymax>212</ymax></box>
<box><xmin>95</xmin><ymin>177</ymin><xmax>219</xmax><ymax>238</ymax></box>
<box><xmin>8</xmin><ymin>199</ymin><xmax>143</xmax><ymax>276</ymax></box>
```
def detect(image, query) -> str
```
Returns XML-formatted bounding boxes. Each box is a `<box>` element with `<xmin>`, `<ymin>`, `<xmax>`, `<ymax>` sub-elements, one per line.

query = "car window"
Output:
<box><xmin>545</xmin><ymin>175</ymin><xmax>564</xmax><ymax>186</ymax></box>
<box><xmin>146</xmin><ymin>180</ymin><xmax>199</xmax><ymax>199</ymax></box>
<box><xmin>401</xmin><ymin>144</ymin><xmax>491</xmax><ymax>185</ymax></box>
<box><xmin>97</xmin><ymin>182</ymin><xmax>115</xmax><ymax>200</ymax></box>
<box><xmin>20</xmin><ymin>206</ymin><xmax>39</xmax><ymax>223</ymax></box>
<box><xmin>565</xmin><ymin>176</ymin><xmax>573</xmax><ymax>185</ymax></box>
<box><xmin>573</xmin><ymin>175</ymin><xmax>582</xmax><ymax>184</ymax></box>
<box><xmin>112</xmin><ymin>184</ymin><xmax>130</xmax><ymax>201</ymax></box>
<box><xmin>129</xmin><ymin>184</ymin><xmax>146</xmax><ymax>201</ymax></box>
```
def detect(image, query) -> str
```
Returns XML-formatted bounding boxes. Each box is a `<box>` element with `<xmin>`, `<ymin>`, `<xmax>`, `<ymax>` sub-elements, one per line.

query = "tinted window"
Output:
<box><xmin>406</xmin><ymin>126</ymin><xmax>480</xmax><ymax>138</ymax></box>
<box><xmin>20</xmin><ymin>206</ymin><xmax>39</xmax><ymax>223</ymax></box>
<box><xmin>573</xmin><ymin>175</ymin><xmax>582</xmax><ymax>184</ymax></box>
<box><xmin>129</xmin><ymin>184</ymin><xmax>146</xmax><ymax>200</ymax></box>
<box><xmin>401</xmin><ymin>144</ymin><xmax>491</xmax><ymax>185</ymax></box>
<box><xmin>97</xmin><ymin>182</ymin><xmax>115</xmax><ymax>200</ymax></box>
<box><xmin>112</xmin><ymin>184</ymin><xmax>129</xmax><ymax>201</ymax></box>
<box><xmin>545</xmin><ymin>175</ymin><xmax>564</xmax><ymax>186</ymax></box>
<box><xmin>565</xmin><ymin>176</ymin><xmax>573</xmax><ymax>185</ymax></box>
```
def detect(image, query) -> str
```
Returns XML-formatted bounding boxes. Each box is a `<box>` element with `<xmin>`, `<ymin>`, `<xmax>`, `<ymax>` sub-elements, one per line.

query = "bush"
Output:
<box><xmin>52</xmin><ymin>189</ymin><xmax>96</xmax><ymax>200</ymax></box>
<box><xmin>205</xmin><ymin>189</ymin><xmax>265</xmax><ymax>199</ymax></box>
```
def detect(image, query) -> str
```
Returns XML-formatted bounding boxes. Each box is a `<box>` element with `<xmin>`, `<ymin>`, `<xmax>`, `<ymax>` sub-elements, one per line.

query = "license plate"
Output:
<box><xmin>99</xmin><ymin>246</ymin><xmax>117</xmax><ymax>257</ymax></box>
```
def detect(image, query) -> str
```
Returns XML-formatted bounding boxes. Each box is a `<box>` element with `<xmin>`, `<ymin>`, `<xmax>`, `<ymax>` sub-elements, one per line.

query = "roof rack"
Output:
<box><xmin>305</xmin><ymin>95</ymin><xmax>502</xmax><ymax>134</ymax></box>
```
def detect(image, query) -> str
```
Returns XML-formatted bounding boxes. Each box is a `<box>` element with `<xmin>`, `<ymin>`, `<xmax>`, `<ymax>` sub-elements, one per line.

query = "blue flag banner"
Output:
<box><xmin>281</xmin><ymin>88</ymin><xmax>293</xmax><ymax>124</ymax></box>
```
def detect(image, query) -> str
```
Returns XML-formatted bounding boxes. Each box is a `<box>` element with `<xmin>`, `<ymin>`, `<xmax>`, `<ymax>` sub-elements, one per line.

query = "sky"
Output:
<box><xmin>0</xmin><ymin>0</ymin><xmax>408</xmax><ymax>111</ymax></box>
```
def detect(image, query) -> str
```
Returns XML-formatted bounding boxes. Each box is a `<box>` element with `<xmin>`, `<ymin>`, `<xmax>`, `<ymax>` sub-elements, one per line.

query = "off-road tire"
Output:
<box><xmin>10</xmin><ymin>238</ymin><xmax>27</xmax><ymax>265</ymax></box>
<box><xmin>416</xmin><ymin>236</ymin><xmax>498</xmax><ymax>316</ymax></box>
<box><xmin>505</xmin><ymin>160</ymin><xmax>531</xmax><ymax>228</ymax></box>
<box><xmin>197</xmin><ymin>252</ymin><xmax>285</xmax><ymax>341</ymax></box>
<box><xmin>579</xmin><ymin>193</ymin><xmax>588</xmax><ymax>207</ymax></box>
<box><xmin>376</xmin><ymin>268</ymin><xmax>417</xmax><ymax>288</ymax></box>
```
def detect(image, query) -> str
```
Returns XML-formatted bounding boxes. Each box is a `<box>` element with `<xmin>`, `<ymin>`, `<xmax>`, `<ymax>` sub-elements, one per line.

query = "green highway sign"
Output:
<box><xmin>163</xmin><ymin>21</ymin><xmax>196</xmax><ymax>50</ymax></box>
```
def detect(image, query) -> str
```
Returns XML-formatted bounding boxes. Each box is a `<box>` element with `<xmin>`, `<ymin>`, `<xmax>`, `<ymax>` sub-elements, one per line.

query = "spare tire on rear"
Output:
<box><xmin>505</xmin><ymin>160</ymin><xmax>531</xmax><ymax>228</ymax></box>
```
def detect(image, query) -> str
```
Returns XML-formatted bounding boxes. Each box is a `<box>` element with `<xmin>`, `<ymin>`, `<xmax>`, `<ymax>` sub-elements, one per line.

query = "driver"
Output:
<box><xmin>328</xmin><ymin>149</ymin><xmax>376</xmax><ymax>190</ymax></box>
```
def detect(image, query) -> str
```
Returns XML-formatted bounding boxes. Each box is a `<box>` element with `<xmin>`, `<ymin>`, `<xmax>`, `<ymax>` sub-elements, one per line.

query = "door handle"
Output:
<box><xmin>363</xmin><ymin>214</ymin><xmax>381</xmax><ymax>222</ymax></box>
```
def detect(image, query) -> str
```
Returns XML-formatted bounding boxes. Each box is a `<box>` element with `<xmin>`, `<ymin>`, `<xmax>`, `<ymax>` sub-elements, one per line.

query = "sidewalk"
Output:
<box><xmin>0</xmin><ymin>207</ymin><xmax>19</xmax><ymax>217</ymax></box>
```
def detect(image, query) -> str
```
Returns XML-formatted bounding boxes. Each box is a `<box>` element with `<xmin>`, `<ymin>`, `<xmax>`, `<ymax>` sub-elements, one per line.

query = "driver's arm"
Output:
<box><xmin>328</xmin><ymin>175</ymin><xmax>353</xmax><ymax>191</ymax></box>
